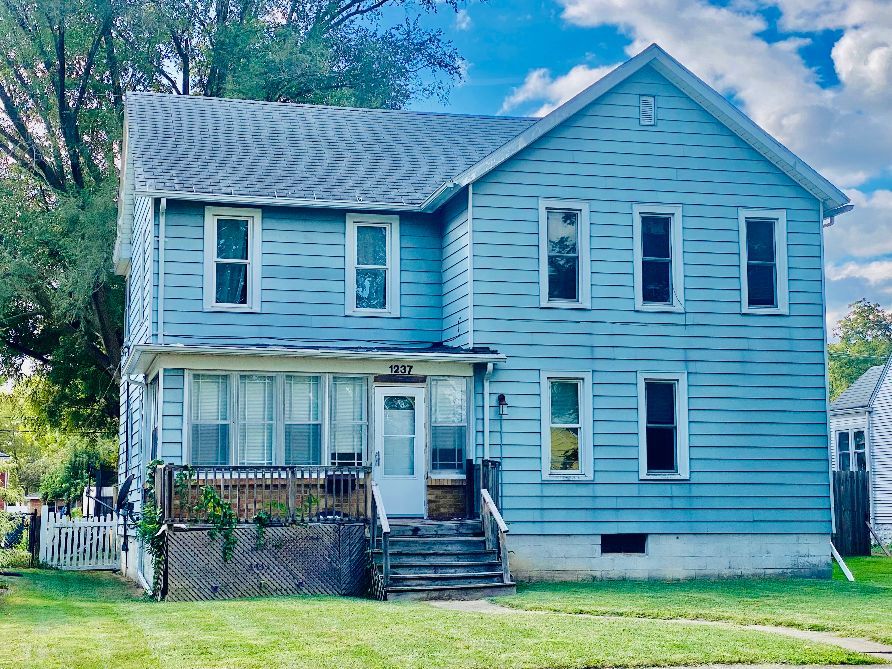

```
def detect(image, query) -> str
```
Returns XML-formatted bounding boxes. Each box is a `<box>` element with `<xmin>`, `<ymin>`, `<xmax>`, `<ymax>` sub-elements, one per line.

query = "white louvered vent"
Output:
<box><xmin>639</xmin><ymin>95</ymin><xmax>656</xmax><ymax>126</ymax></box>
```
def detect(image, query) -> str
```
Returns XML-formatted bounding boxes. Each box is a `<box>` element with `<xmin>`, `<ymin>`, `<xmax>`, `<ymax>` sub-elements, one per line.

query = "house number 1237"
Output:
<box><xmin>389</xmin><ymin>364</ymin><xmax>414</xmax><ymax>374</ymax></box>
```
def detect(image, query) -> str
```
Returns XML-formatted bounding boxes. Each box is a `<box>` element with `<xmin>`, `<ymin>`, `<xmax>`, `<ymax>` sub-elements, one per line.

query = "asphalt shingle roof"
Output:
<box><xmin>831</xmin><ymin>364</ymin><xmax>887</xmax><ymax>411</ymax></box>
<box><xmin>124</xmin><ymin>92</ymin><xmax>536</xmax><ymax>208</ymax></box>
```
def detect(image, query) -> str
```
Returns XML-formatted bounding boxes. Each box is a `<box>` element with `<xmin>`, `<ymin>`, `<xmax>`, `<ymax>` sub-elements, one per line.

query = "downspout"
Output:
<box><xmin>157</xmin><ymin>198</ymin><xmax>167</xmax><ymax>344</ymax></box>
<box><xmin>483</xmin><ymin>362</ymin><xmax>494</xmax><ymax>460</ymax></box>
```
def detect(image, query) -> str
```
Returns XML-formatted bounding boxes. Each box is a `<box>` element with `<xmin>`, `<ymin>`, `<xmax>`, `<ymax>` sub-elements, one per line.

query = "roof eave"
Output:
<box><xmin>137</xmin><ymin>189</ymin><xmax>423</xmax><ymax>213</ymax></box>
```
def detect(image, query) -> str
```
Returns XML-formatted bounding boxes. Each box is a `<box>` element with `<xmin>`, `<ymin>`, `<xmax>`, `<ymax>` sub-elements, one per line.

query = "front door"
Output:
<box><xmin>373</xmin><ymin>386</ymin><xmax>426</xmax><ymax>516</ymax></box>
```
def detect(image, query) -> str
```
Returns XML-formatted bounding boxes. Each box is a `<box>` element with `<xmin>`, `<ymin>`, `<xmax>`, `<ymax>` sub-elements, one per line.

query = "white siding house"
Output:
<box><xmin>830</xmin><ymin>358</ymin><xmax>892</xmax><ymax>541</ymax></box>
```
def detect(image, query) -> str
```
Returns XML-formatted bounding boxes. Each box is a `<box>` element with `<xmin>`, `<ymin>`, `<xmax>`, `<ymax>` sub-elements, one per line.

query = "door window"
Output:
<box><xmin>383</xmin><ymin>396</ymin><xmax>416</xmax><ymax>476</ymax></box>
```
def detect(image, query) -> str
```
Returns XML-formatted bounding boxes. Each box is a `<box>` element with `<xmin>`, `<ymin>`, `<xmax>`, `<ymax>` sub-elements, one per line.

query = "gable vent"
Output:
<box><xmin>639</xmin><ymin>95</ymin><xmax>656</xmax><ymax>126</ymax></box>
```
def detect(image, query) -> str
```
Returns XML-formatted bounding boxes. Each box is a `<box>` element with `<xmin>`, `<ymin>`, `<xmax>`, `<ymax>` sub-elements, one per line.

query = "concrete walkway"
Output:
<box><xmin>430</xmin><ymin>600</ymin><xmax>892</xmax><ymax>663</ymax></box>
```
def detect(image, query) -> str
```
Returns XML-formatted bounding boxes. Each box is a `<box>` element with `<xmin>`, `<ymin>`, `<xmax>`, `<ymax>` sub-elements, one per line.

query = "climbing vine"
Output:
<box><xmin>135</xmin><ymin>459</ymin><xmax>166</xmax><ymax>597</ymax></box>
<box><xmin>195</xmin><ymin>486</ymin><xmax>238</xmax><ymax>562</ymax></box>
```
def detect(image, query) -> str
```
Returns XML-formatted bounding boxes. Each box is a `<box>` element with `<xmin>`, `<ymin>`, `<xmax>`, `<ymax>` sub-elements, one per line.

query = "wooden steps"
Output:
<box><xmin>375</xmin><ymin>519</ymin><xmax>516</xmax><ymax>601</ymax></box>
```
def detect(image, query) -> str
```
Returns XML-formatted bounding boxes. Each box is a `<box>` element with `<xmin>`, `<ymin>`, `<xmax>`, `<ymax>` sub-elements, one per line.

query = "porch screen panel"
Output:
<box><xmin>330</xmin><ymin>376</ymin><xmax>368</xmax><ymax>466</ymax></box>
<box><xmin>238</xmin><ymin>374</ymin><xmax>275</xmax><ymax>465</ymax></box>
<box><xmin>431</xmin><ymin>378</ymin><xmax>468</xmax><ymax>473</ymax></box>
<box><xmin>285</xmin><ymin>375</ymin><xmax>322</xmax><ymax>465</ymax></box>
<box><xmin>191</xmin><ymin>374</ymin><xmax>230</xmax><ymax>465</ymax></box>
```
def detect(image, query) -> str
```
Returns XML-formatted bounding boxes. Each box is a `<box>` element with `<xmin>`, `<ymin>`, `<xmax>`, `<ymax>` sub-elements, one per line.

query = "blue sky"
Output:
<box><xmin>387</xmin><ymin>0</ymin><xmax>892</xmax><ymax>333</ymax></box>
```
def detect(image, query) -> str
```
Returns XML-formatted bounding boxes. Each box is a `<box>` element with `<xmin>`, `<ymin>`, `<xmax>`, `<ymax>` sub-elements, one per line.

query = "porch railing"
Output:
<box><xmin>155</xmin><ymin>464</ymin><xmax>372</xmax><ymax>524</ymax></box>
<box><xmin>465</xmin><ymin>458</ymin><xmax>502</xmax><ymax>518</ymax></box>
<box><xmin>480</xmin><ymin>488</ymin><xmax>511</xmax><ymax>584</ymax></box>
<box><xmin>369</xmin><ymin>482</ymin><xmax>391</xmax><ymax>588</ymax></box>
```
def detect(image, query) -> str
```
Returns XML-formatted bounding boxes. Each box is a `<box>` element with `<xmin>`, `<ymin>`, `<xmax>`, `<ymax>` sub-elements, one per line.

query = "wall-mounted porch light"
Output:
<box><xmin>497</xmin><ymin>393</ymin><xmax>508</xmax><ymax>416</ymax></box>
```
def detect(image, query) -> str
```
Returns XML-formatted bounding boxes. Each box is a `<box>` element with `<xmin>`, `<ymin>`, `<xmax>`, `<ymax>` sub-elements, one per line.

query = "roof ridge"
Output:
<box><xmin>124</xmin><ymin>90</ymin><xmax>536</xmax><ymax>123</ymax></box>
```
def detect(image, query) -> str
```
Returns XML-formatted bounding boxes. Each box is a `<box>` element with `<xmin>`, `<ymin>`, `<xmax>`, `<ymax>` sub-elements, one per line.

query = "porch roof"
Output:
<box><xmin>123</xmin><ymin>343</ymin><xmax>505</xmax><ymax>375</ymax></box>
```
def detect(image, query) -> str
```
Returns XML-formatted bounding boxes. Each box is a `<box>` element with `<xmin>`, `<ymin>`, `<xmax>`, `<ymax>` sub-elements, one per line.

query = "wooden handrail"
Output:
<box><xmin>481</xmin><ymin>489</ymin><xmax>508</xmax><ymax>534</ymax></box>
<box><xmin>481</xmin><ymin>488</ymin><xmax>510</xmax><ymax>584</ymax></box>
<box><xmin>370</xmin><ymin>482</ymin><xmax>391</xmax><ymax>586</ymax></box>
<box><xmin>371</xmin><ymin>482</ymin><xmax>390</xmax><ymax>535</ymax></box>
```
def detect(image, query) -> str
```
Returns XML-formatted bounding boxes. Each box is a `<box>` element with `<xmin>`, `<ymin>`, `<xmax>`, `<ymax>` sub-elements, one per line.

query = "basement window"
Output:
<box><xmin>601</xmin><ymin>533</ymin><xmax>647</xmax><ymax>554</ymax></box>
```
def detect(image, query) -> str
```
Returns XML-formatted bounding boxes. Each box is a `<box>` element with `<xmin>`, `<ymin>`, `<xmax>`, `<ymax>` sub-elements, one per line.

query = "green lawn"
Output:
<box><xmin>0</xmin><ymin>570</ymin><xmax>878</xmax><ymax>669</ymax></box>
<box><xmin>497</xmin><ymin>557</ymin><xmax>892</xmax><ymax>645</ymax></box>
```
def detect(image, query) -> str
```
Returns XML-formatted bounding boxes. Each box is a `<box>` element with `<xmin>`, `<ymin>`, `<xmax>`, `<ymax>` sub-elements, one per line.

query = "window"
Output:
<box><xmin>541</xmin><ymin>371</ymin><xmax>592</xmax><ymax>479</ymax></box>
<box><xmin>539</xmin><ymin>199</ymin><xmax>590</xmax><ymax>308</ymax></box>
<box><xmin>601</xmin><ymin>533</ymin><xmax>647</xmax><ymax>554</ymax></box>
<box><xmin>430</xmin><ymin>377</ymin><xmax>469</xmax><ymax>473</ymax></box>
<box><xmin>330</xmin><ymin>376</ymin><xmax>368</xmax><ymax>466</ymax></box>
<box><xmin>637</xmin><ymin>372</ymin><xmax>689</xmax><ymax>479</ymax></box>
<box><xmin>739</xmin><ymin>209</ymin><xmax>788</xmax><ymax>314</ymax></box>
<box><xmin>238</xmin><ymin>375</ymin><xmax>275</xmax><ymax>465</ymax></box>
<box><xmin>203</xmin><ymin>207</ymin><xmax>262</xmax><ymax>312</ymax></box>
<box><xmin>190</xmin><ymin>374</ymin><xmax>230</xmax><ymax>465</ymax></box>
<box><xmin>836</xmin><ymin>429</ymin><xmax>867</xmax><ymax>471</ymax></box>
<box><xmin>284</xmin><ymin>375</ymin><xmax>322</xmax><ymax>465</ymax></box>
<box><xmin>346</xmin><ymin>213</ymin><xmax>400</xmax><ymax>316</ymax></box>
<box><xmin>632</xmin><ymin>204</ymin><xmax>684</xmax><ymax>311</ymax></box>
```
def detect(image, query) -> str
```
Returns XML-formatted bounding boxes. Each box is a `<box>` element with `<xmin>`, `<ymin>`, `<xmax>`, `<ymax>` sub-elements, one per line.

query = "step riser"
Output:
<box><xmin>376</xmin><ymin>551</ymin><xmax>499</xmax><ymax>564</ymax></box>
<box><xmin>390</xmin><ymin>574</ymin><xmax>505</xmax><ymax>587</ymax></box>
<box><xmin>389</xmin><ymin>563</ymin><xmax>503</xmax><ymax>575</ymax></box>
<box><xmin>386</xmin><ymin>584</ymin><xmax>517</xmax><ymax>602</ymax></box>
<box><xmin>389</xmin><ymin>521</ymin><xmax>482</xmax><ymax>538</ymax></box>
<box><xmin>388</xmin><ymin>539</ymin><xmax>487</xmax><ymax>552</ymax></box>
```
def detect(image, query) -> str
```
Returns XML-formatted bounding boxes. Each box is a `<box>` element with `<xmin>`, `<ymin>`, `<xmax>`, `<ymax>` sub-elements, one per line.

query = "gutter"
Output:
<box><xmin>822</xmin><ymin>204</ymin><xmax>854</xmax><ymax>228</ymax></box>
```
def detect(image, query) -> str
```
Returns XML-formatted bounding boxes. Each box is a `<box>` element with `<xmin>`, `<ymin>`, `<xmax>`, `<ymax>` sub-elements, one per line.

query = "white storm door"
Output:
<box><xmin>373</xmin><ymin>386</ymin><xmax>426</xmax><ymax>516</ymax></box>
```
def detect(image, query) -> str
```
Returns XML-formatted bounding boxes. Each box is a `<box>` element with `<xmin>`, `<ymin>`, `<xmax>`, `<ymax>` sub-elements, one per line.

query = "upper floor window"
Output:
<box><xmin>632</xmin><ymin>204</ymin><xmax>684</xmax><ymax>312</ymax></box>
<box><xmin>637</xmin><ymin>371</ymin><xmax>689</xmax><ymax>479</ymax></box>
<box><xmin>346</xmin><ymin>213</ymin><xmax>400</xmax><ymax>317</ymax></box>
<box><xmin>203</xmin><ymin>207</ymin><xmax>262</xmax><ymax>312</ymax></box>
<box><xmin>739</xmin><ymin>209</ymin><xmax>788</xmax><ymax>314</ymax></box>
<box><xmin>540</xmin><ymin>371</ymin><xmax>592</xmax><ymax>480</ymax></box>
<box><xmin>836</xmin><ymin>428</ymin><xmax>867</xmax><ymax>471</ymax></box>
<box><xmin>538</xmin><ymin>199</ymin><xmax>591</xmax><ymax>308</ymax></box>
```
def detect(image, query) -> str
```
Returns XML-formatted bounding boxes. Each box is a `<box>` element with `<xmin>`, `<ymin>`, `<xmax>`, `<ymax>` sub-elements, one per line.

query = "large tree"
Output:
<box><xmin>0</xmin><ymin>0</ymin><xmax>466</xmax><ymax>433</ymax></box>
<box><xmin>828</xmin><ymin>299</ymin><xmax>892</xmax><ymax>400</ymax></box>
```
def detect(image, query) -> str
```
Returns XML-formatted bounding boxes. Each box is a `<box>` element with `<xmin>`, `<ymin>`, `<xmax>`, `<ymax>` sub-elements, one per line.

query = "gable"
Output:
<box><xmin>831</xmin><ymin>364</ymin><xmax>887</xmax><ymax>412</ymax></box>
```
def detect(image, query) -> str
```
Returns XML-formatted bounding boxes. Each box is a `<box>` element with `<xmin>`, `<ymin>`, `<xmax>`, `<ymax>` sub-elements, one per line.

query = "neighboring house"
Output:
<box><xmin>830</xmin><ymin>358</ymin><xmax>892</xmax><ymax>542</ymax></box>
<box><xmin>0</xmin><ymin>450</ymin><xmax>9</xmax><ymax>511</ymax></box>
<box><xmin>114</xmin><ymin>44</ymin><xmax>851</xmax><ymax>596</ymax></box>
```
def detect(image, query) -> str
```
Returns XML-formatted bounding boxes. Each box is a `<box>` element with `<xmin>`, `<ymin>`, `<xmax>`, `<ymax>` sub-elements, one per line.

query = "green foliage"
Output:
<box><xmin>253</xmin><ymin>510</ymin><xmax>272</xmax><ymax>550</ymax></box>
<box><xmin>39</xmin><ymin>435</ymin><xmax>117</xmax><ymax>505</ymax></box>
<box><xmin>828</xmin><ymin>299</ymin><xmax>892</xmax><ymax>399</ymax></box>
<box><xmin>135</xmin><ymin>459</ymin><xmax>166</xmax><ymax>597</ymax></box>
<box><xmin>195</xmin><ymin>486</ymin><xmax>238</xmax><ymax>562</ymax></box>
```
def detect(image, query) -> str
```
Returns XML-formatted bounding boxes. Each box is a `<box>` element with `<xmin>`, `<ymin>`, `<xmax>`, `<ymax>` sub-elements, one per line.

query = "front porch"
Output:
<box><xmin>153</xmin><ymin>461</ymin><xmax>512</xmax><ymax>600</ymax></box>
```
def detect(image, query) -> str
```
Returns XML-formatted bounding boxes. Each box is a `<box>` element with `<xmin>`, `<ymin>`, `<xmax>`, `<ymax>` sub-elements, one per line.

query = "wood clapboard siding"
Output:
<box><xmin>126</xmin><ymin>196</ymin><xmax>153</xmax><ymax>346</ymax></box>
<box><xmin>161</xmin><ymin>369</ymin><xmax>185</xmax><ymax>462</ymax></box>
<box><xmin>470</xmin><ymin>64</ymin><xmax>830</xmax><ymax>536</ymax></box>
<box><xmin>159</xmin><ymin>201</ymin><xmax>443</xmax><ymax>347</ymax></box>
<box><xmin>118</xmin><ymin>378</ymin><xmax>145</xmax><ymax>519</ymax></box>
<box><xmin>441</xmin><ymin>191</ymin><xmax>471</xmax><ymax>346</ymax></box>
<box><xmin>869</xmin><ymin>366</ymin><xmax>892</xmax><ymax>524</ymax></box>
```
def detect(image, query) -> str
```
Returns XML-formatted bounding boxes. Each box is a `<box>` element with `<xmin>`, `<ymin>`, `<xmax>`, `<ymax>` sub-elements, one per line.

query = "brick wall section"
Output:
<box><xmin>427</xmin><ymin>478</ymin><xmax>467</xmax><ymax>519</ymax></box>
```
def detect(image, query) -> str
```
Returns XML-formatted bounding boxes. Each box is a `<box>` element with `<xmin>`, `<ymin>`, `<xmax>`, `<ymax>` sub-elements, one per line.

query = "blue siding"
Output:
<box><xmin>441</xmin><ymin>192</ymin><xmax>471</xmax><ymax>346</ymax></box>
<box><xmin>126</xmin><ymin>196</ymin><xmax>152</xmax><ymax>346</ymax></box>
<box><xmin>471</xmin><ymin>65</ymin><xmax>830</xmax><ymax>536</ymax></box>
<box><xmin>159</xmin><ymin>202</ymin><xmax>443</xmax><ymax>348</ymax></box>
<box><xmin>161</xmin><ymin>369</ymin><xmax>185</xmax><ymax>463</ymax></box>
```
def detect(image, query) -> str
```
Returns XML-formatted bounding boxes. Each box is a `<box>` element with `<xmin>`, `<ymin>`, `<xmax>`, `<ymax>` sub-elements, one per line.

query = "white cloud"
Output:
<box><xmin>499</xmin><ymin>63</ymin><xmax>618</xmax><ymax>116</ymax></box>
<box><xmin>827</xmin><ymin>259</ymin><xmax>892</xmax><ymax>288</ymax></box>
<box><xmin>824</xmin><ymin>189</ymin><xmax>892</xmax><ymax>263</ymax></box>
<box><xmin>455</xmin><ymin>8</ymin><xmax>472</xmax><ymax>31</ymax></box>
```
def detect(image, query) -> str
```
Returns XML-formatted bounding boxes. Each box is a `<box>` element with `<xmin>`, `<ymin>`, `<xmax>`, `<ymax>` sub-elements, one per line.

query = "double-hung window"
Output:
<box><xmin>739</xmin><ymin>209</ymin><xmax>788</xmax><ymax>314</ymax></box>
<box><xmin>284</xmin><ymin>375</ymin><xmax>323</xmax><ymax>465</ymax></box>
<box><xmin>203</xmin><ymin>207</ymin><xmax>262</xmax><ymax>311</ymax></box>
<box><xmin>330</xmin><ymin>376</ymin><xmax>368</xmax><ymax>466</ymax></box>
<box><xmin>430</xmin><ymin>377</ymin><xmax>469</xmax><ymax>473</ymax></box>
<box><xmin>541</xmin><ymin>372</ymin><xmax>592</xmax><ymax>479</ymax></box>
<box><xmin>346</xmin><ymin>213</ymin><xmax>400</xmax><ymax>316</ymax></box>
<box><xmin>190</xmin><ymin>374</ymin><xmax>231</xmax><ymax>465</ymax></box>
<box><xmin>638</xmin><ymin>372</ymin><xmax>689</xmax><ymax>479</ymax></box>
<box><xmin>836</xmin><ymin>428</ymin><xmax>867</xmax><ymax>471</ymax></box>
<box><xmin>539</xmin><ymin>199</ymin><xmax>591</xmax><ymax>308</ymax></box>
<box><xmin>633</xmin><ymin>204</ymin><xmax>684</xmax><ymax>311</ymax></box>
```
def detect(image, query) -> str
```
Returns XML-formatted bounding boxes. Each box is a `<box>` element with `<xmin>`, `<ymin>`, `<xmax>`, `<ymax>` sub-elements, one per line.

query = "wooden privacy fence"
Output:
<box><xmin>39</xmin><ymin>507</ymin><xmax>120</xmax><ymax>570</ymax></box>
<box><xmin>832</xmin><ymin>470</ymin><xmax>871</xmax><ymax>556</ymax></box>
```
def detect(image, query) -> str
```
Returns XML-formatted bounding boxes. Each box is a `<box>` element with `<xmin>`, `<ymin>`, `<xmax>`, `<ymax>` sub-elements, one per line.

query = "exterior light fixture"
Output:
<box><xmin>497</xmin><ymin>393</ymin><xmax>508</xmax><ymax>416</ymax></box>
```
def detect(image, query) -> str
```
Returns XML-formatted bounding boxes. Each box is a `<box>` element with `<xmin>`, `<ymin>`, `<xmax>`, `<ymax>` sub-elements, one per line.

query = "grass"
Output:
<box><xmin>0</xmin><ymin>570</ymin><xmax>878</xmax><ymax>669</ymax></box>
<box><xmin>497</xmin><ymin>557</ymin><xmax>892</xmax><ymax>645</ymax></box>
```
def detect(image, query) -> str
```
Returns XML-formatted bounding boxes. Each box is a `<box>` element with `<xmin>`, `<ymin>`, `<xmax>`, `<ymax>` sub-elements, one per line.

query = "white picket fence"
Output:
<box><xmin>39</xmin><ymin>507</ymin><xmax>120</xmax><ymax>570</ymax></box>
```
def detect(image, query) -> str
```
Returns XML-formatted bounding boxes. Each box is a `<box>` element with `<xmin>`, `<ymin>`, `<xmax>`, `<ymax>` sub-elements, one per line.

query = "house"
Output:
<box><xmin>829</xmin><ymin>358</ymin><xmax>892</xmax><ymax>542</ymax></box>
<box><xmin>114</xmin><ymin>44</ymin><xmax>851</xmax><ymax>599</ymax></box>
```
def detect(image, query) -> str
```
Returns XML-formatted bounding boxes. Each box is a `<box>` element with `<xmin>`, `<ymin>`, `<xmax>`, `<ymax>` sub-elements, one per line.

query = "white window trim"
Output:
<box><xmin>832</xmin><ymin>425</ymin><xmax>870</xmax><ymax>472</ymax></box>
<box><xmin>632</xmin><ymin>204</ymin><xmax>684</xmax><ymax>312</ymax></box>
<box><xmin>540</xmin><ymin>371</ymin><xmax>593</xmax><ymax>481</ymax></box>
<box><xmin>538</xmin><ymin>199</ymin><xmax>591</xmax><ymax>309</ymax></box>
<box><xmin>738</xmin><ymin>209</ymin><xmax>789</xmax><ymax>315</ymax></box>
<box><xmin>637</xmin><ymin>371</ymin><xmax>689</xmax><ymax>480</ymax></box>
<box><xmin>428</xmin><ymin>376</ymin><xmax>472</xmax><ymax>476</ymax></box>
<box><xmin>203</xmin><ymin>206</ymin><xmax>262</xmax><ymax>313</ymax></box>
<box><xmin>346</xmin><ymin>213</ymin><xmax>400</xmax><ymax>317</ymax></box>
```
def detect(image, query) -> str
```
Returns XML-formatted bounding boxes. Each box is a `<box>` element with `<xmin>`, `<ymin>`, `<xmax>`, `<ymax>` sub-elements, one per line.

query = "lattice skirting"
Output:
<box><xmin>164</xmin><ymin>523</ymin><xmax>369</xmax><ymax>601</ymax></box>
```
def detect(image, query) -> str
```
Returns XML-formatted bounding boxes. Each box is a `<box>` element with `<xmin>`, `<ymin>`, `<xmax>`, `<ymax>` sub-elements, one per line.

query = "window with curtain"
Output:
<box><xmin>238</xmin><ymin>375</ymin><xmax>275</xmax><ymax>465</ymax></box>
<box><xmin>330</xmin><ymin>376</ymin><xmax>368</xmax><ymax>466</ymax></box>
<box><xmin>644</xmin><ymin>380</ymin><xmax>677</xmax><ymax>474</ymax></box>
<box><xmin>744</xmin><ymin>218</ymin><xmax>778</xmax><ymax>308</ymax></box>
<box><xmin>284</xmin><ymin>375</ymin><xmax>322</xmax><ymax>465</ymax></box>
<box><xmin>355</xmin><ymin>224</ymin><xmax>388</xmax><ymax>310</ymax></box>
<box><xmin>430</xmin><ymin>377</ymin><xmax>468</xmax><ymax>473</ymax></box>
<box><xmin>548</xmin><ymin>379</ymin><xmax>582</xmax><ymax>473</ymax></box>
<box><xmin>191</xmin><ymin>374</ymin><xmax>230</xmax><ymax>465</ymax></box>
